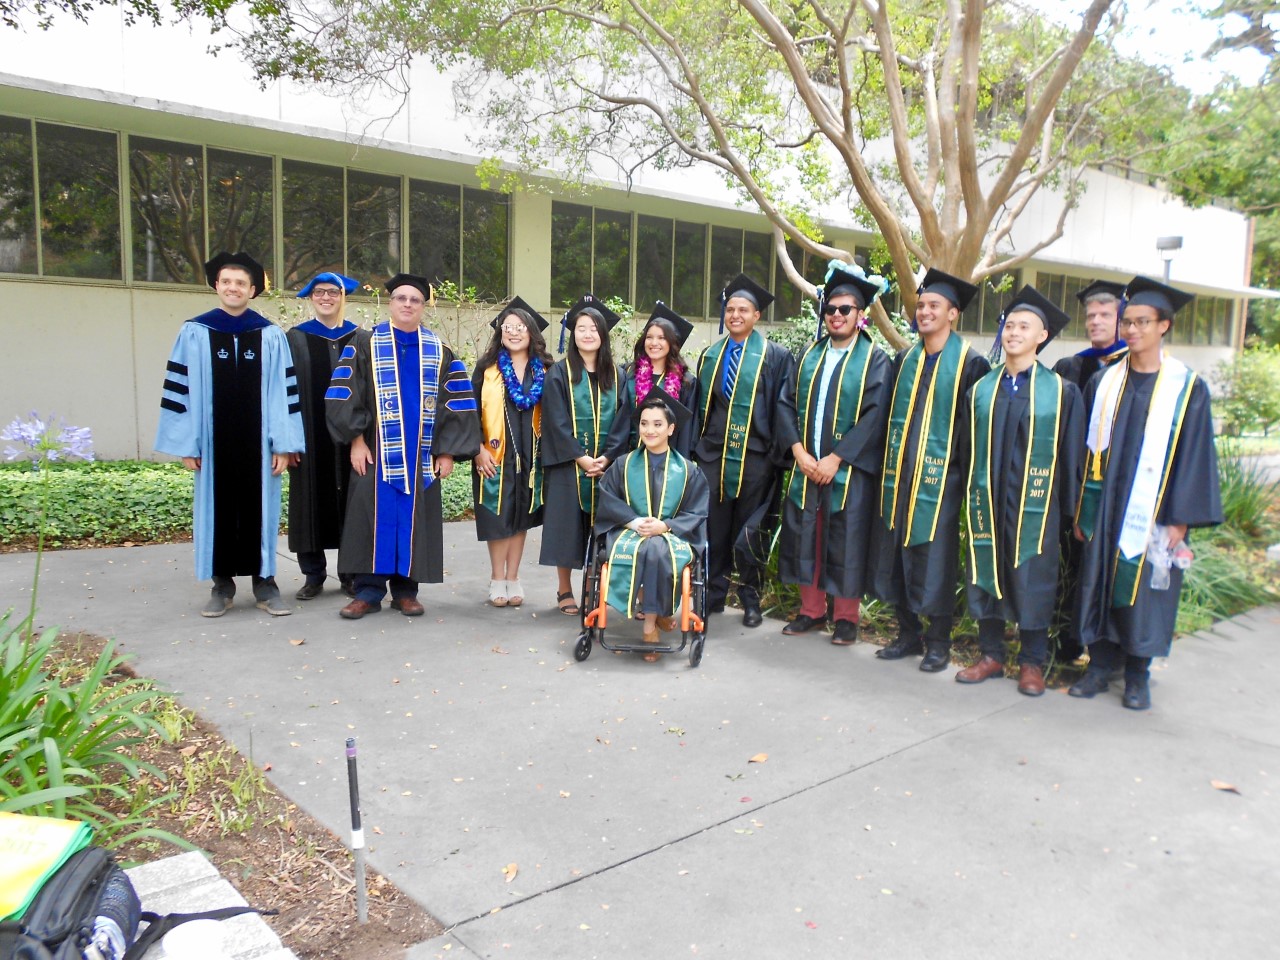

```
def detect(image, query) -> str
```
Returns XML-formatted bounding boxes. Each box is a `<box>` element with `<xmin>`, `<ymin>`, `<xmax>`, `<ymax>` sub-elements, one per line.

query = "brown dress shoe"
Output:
<box><xmin>955</xmin><ymin>655</ymin><xmax>1004</xmax><ymax>684</ymax></box>
<box><xmin>1017</xmin><ymin>664</ymin><xmax>1046</xmax><ymax>696</ymax></box>
<box><xmin>390</xmin><ymin>597</ymin><xmax>425</xmax><ymax>617</ymax></box>
<box><xmin>340</xmin><ymin>599</ymin><xmax>381</xmax><ymax>620</ymax></box>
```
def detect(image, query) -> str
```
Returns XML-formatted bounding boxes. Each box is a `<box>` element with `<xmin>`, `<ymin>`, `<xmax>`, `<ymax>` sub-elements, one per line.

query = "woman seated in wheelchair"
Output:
<box><xmin>595</xmin><ymin>388</ymin><xmax>709</xmax><ymax>661</ymax></box>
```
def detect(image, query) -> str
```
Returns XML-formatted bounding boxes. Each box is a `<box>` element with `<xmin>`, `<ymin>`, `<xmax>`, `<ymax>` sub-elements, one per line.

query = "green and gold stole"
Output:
<box><xmin>605</xmin><ymin>448</ymin><xmax>695</xmax><ymax>616</ymax></box>
<box><xmin>879</xmin><ymin>332</ymin><xmax>971</xmax><ymax>547</ymax></box>
<box><xmin>567</xmin><ymin>363</ymin><xmax>617</xmax><ymax>519</ymax></box>
<box><xmin>966</xmin><ymin>362</ymin><xmax>1063</xmax><ymax>598</ymax></box>
<box><xmin>1076</xmin><ymin>356</ymin><xmax>1196</xmax><ymax>607</ymax></box>
<box><xmin>479</xmin><ymin>364</ymin><xmax>543</xmax><ymax>517</ymax></box>
<box><xmin>697</xmin><ymin>330</ymin><xmax>768</xmax><ymax>499</ymax></box>
<box><xmin>786</xmin><ymin>334</ymin><xmax>874</xmax><ymax>513</ymax></box>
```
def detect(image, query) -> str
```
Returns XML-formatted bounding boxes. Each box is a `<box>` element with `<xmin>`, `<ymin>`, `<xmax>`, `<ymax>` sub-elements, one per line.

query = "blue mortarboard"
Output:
<box><xmin>1124</xmin><ymin>276</ymin><xmax>1194</xmax><ymax>319</ymax></box>
<box><xmin>559</xmin><ymin>294</ymin><xmax>621</xmax><ymax>352</ymax></box>
<box><xmin>296</xmin><ymin>272</ymin><xmax>360</xmax><ymax>298</ymax></box>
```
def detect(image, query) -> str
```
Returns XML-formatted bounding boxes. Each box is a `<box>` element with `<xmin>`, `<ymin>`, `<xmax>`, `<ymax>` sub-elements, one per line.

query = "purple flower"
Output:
<box><xmin>2</xmin><ymin>412</ymin><xmax>95</xmax><ymax>464</ymax></box>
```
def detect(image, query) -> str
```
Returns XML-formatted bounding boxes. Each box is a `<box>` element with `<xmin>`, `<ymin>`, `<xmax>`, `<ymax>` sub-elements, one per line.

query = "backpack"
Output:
<box><xmin>0</xmin><ymin>847</ymin><xmax>270</xmax><ymax>960</ymax></box>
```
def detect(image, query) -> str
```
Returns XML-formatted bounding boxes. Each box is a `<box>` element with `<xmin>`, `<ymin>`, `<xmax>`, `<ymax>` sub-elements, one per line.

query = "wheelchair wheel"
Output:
<box><xmin>574</xmin><ymin>632</ymin><xmax>592</xmax><ymax>662</ymax></box>
<box><xmin>688</xmin><ymin>635</ymin><xmax>705</xmax><ymax>668</ymax></box>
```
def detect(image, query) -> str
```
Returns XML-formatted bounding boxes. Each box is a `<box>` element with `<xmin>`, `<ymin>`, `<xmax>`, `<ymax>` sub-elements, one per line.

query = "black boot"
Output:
<box><xmin>1122</xmin><ymin>675</ymin><xmax>1151</xmax><ymax>710</ymax></box>
<box><xmin>1069</xmin><ymin>669</ymin><xmax>1110</xmax><ymax>698</ymax></box>
<box><xmin>877</xmin><ymin>633</ymin><xmax>923</xmax><ymax>660</ymax></box>
<box><xmin>919</xmin><ymin>641</ymin><xmax>951</xmax><ymax>673</ymax></box>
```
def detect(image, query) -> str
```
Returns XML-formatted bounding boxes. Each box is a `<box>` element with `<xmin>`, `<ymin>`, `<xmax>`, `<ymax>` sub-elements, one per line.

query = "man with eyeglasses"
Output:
<box><xmin>286</xmin><ymin>272</ymin><xmax>364</xmax><ymax>601</ymax></box>
<box><xmin>776</xmin><ymin>262</ymin><xmax>892</xmax><ymax>645</ymax></box>
<box><xmin>870</xmin><ymin>267</ymin><xmax>990</xmax><ymax>672</ymax></box>
<box><xmin>157</xmin><ymin>252</ymin><xmax>305</xmax><ymax>618</ymax></box>
<box><xmin>325</xmin><ymin>273</ymin><xmax>482</xmax><ymax>619</ymax></box>
<box><xmin>1069</xmin><ymin>276</ymin><xmax>1222</xmax><ymax>710</ymax></box>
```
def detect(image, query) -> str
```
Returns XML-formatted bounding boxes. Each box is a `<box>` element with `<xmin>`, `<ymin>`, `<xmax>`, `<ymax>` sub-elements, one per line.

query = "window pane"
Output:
<box><xmin>207</xmin><ymin>148</ymin><xmax>273</xmax><ymax>274</ymax></box>
<box><xmin>1220</xmin><ymin>298</ymin><xmax>1235</xmax><ymax>346</ymax></box>
<box><xmin>1194</xmin><ymin>297</ymin><xmax>1211</xmax><ymax>345</ymax></box>
<box><xmin>774</xmin><ymin>238</ymin><xmax>805</xmax><ymax>323</ymax></box>
<box><xmin>709</xmin><ymin>226</ymin><xmax>743</xmax><ymax>307</ymax></box>
<box><xmin>592</xmin><ymin>208</ymin><xmax>630</xmax><ymax>301</ymax></box>
<box><xmin>1060</xmin><ymin>275</ymin><xmax>1084</xmax><ymax>340</ymax></box>
<box><xmin>0</xmin><ymin>116</ymin><xmax>36</xmax><ymax>275</ymax></box>
<box><xmin>635</xmin><ymin>214</ymin><xmax>673</xmax><ymax>310</ymax></box>
<box><xmin>282</xmin><ymin>160</ymin><xmax>343</xmax><ymax>289</ymax></box>
<box><xmin>742</xmin><ymin>231</ymin><xmax>773</xmax><ymax>320</ymax></box>
<box><xmin>409</xmin><ymin>179</ymin><xmax>460</xmax><ymax>291</ymax></box>
<box><xmin>37</xmin><ymin>123</ymin><xmax>121</xmax><ymax>279</ymax></box>
<box><xmin>551</xmin><ymin>201</ymin><xmax>591</xmax><ymax>308</ymax></box>
<box><xmin>463</xmin><ymin>188</ymin><xmax>508</xmax><ymax>301</ymax></box>
<box><xmin>129</xmin><ymin>136</ymin><xmax>204</xmax><ymax>284</ymax></box>
<box><xmin>346</xmin><ymin>170</ymin><xmax>400</xmax><ymax>291</ymax></box>
<box><xmin>672</xmin><ymin>220</ymin><xmax>705</xmax><ymax>318</ymax></box>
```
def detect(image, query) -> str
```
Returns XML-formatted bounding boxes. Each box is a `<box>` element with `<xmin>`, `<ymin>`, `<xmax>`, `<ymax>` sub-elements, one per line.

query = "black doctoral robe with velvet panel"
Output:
<box><xmin>776</xmin><ymin>337</ymin><xmax>892</xmax><ymax>599</ymax></box>
<box><xmin>539</xmin><ymin>360</ymin><xmax>625</xmax><ymax>568</ymax></box>
<box><xmin>326</xmin><ymin>329</ymin><xmax>481</xmax><ymax>582</ymax></box>
<box><xmin>867</xmin><ymin>338</ymin><xmax>991</xmax><ymax>617</ymax></box>
<box><xmin>964</xmin><ymin>367</ymin><xmax>1085</xmax><ymax>630</ymax></box>
<box><xmin>1075</xmin><ymin>368</ymin><xmax>1222</xmax><ymax>657</ymax></box>
<box><xmin>286</xmin><ymin>321</ymin><xmax>361</xmax><ymax>555</ymax></box>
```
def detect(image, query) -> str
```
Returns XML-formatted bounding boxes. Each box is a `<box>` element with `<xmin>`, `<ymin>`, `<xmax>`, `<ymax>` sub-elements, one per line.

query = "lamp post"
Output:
<box><xmin>1156</xmin><ymin>236</ymin><xmax>1183</xmax><ymax>283</ymax></box>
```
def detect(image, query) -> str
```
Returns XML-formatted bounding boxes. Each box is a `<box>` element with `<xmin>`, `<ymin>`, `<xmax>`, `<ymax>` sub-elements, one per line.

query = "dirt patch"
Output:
<box><xmin>60</xmin><ymin>632</ymin><xmax>442</xmax><ymax>960</ymax></box>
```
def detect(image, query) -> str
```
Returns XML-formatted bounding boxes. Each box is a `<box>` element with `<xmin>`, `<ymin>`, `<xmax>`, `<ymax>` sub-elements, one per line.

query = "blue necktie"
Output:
<box><xmin>724</xmin><ymin>341</ymin><xmax>742</xmax><ymax>395</ymax></box>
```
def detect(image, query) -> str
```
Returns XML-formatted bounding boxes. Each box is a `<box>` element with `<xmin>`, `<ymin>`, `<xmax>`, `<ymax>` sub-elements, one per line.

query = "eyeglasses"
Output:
<box><xmin>311</xmin><ymin>289</ymin><xmax>341</xmax><ymax>299</ymax></box>
<box><xmin>500</xmin><ymin>323</ymin><xmax>528</xmax><ymax>334</ymax></box>
<box><xmin>1119</xmin><ymin>317</ymin><xmax>1158</xmax><ymax>330</ymax></box>
<box><xmin>391</xmin><ymin>295</ymin><xmax>425</xmax><ymax>306</ymax></box>
<box><xmin>823</xmin><ymin>304</ymin><xmax>860</xmax><ymax>316</ymax></box>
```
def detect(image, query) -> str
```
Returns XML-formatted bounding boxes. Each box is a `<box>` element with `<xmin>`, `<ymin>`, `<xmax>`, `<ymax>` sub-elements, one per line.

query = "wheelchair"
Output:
<box><xmin>574</xmin><ymin>532</ymin><xmax>709</xmax><ymax>667</ymax></box>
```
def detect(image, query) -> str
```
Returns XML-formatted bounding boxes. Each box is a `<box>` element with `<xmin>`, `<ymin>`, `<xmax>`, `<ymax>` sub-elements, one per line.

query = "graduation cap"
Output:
<box><xmin>636</xmin><ymin>384</ymin><xmax>694</xmax><ymax>434</ymax></box>
<box><xmin>559</xmin><ymin>294</ymin><xmax>622</xmax><ymax>352</ymax></box>
<box><xmin>992</xmin><ymin>285</ymin><xmax>1071</xmax><ymax>363</ymax></box>
<box><xmin>1124</xmin><ymin>276</ymin><xmax>1195</xmax><ymax>318</ymax></box>
<box><xmin>1075</xmin><ymin>279</ymin><xmax>1126</xmax><ymax>304</ymax></box>
<box><xmin>916</xmin><ymin>267</ymin><xmax>978</xmax><ymax>312</ymax></box>
<box><xmin>492</xmin><ymin>295</ymin><xmax>550</xmax><ymax>333</ymax></box>
<box><xmin>718</xmin><ymin>273</ymin><xmax>774</xmax><ymax>334</ymax></box>
<box><xmin>645</xmin><ymin>302</ymin><xmax>696</xmax><ymax>348</ymax></box>
<box><xmin>205</xmin><ymin>252</ymin><xmax>266</xmax><ymax>298</ymax></box>
<box><xmin>296</xmin><ymin>272</ymin><xmax>360</xmax><ymax>298</ymax></box>
<box><xmin>384</xmin><ymin>273</ymin><xmax>433</xmax><ymax>301</ymax></box>
<box><xmin>817</xmin><ymin>260</ymin><xmax>888</xmax><ymax>338</ymax></box>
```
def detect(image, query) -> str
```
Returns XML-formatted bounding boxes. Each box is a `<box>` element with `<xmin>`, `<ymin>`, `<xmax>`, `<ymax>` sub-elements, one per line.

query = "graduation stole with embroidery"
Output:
<box><xmin>605</xmin><ymin>449</ymin><xmax>694</xmax><ymax>616</ymax></box>
<box><xmin>371</xmin><ymin>324</ymin><xmax>440</xmax><ymax>494</ymax></box>
<box><xmin>479</xmin><ymin>364</ymin><xmax>543</xmax><ymax>517</ymax></box>
<box><xmin>697</xmin><ymin>330</ymin><xmax>768</xmax><ymax>499</ymax></box>
<box><xmin>567</xmin><ymin>363</ymin><xmax>617</xmax><ymax>518</ymax></box>
<box><xmin>786</xmin><ymin>334</ymin><xmax>874</xmax><ymax>513</ymax></box>
<box><xmin>879</xmin><ymin>332</ymin><xmax>971</xmax><ymax>546</ymax></box>
<box><xmin>966</xmin><ymin>362</ymin><xmax>1063</xmax><ymax>598</ymax></box>
<box><xmin>1076</xmin><ymin>355</ymin><xmax>1195</xmax><ymax>607</ymax></box>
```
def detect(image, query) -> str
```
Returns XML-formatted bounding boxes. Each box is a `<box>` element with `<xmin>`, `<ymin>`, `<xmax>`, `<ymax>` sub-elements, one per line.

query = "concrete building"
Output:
<box><xmin>0</xmin><ymin>11</ymin><xmax>1259</xmax><ymax>458</ymax></box>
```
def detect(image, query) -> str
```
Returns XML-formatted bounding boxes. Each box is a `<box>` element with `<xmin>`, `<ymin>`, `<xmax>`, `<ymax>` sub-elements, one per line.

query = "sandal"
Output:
<box><xmin>489</xmin><ymin>580</ymin><xmax>508</xmax><ymax>607</ymax></box>
<box><xmin>557</xmin><ymin>591</ymin><xmax>579</xmax><ymax>616</ymax></box>
<box><xmin>655</xmin><ymin>616</ymin><xmax>676</xmax><ymax>633</ymax></box>
<box><xmin>507</xmin><ymin>579</ymin><xmax>524</xmax><ymax>607</ymax></box>
<box><xmin>642</xmin><ymin>629</ymin><xmax>662</xmax><ymax>662</ymax></box>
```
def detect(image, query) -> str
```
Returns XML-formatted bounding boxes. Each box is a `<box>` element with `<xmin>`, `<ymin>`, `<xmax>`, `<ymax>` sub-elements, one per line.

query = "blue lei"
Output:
<box><xmin>498</xmin><ymin>348</ymin><xmax>545</xmax><ymax>411</ymax></box>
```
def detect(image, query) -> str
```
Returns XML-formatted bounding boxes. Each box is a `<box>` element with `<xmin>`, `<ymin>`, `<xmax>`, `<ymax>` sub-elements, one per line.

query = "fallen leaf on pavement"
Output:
<box><xmin>289</xmin><ymin>638</ymin><xmax>305</xmax><ymax>646</ymax></box>
<box><xmin>1210</xmin><ymin>779</ymin><xmax>1242</xmax><ymax>794</ymax></box>
<box><xmin>805</xmin><ymin>921</ymin><xmax>817</xmax><ymax>929</ymax></box>
<box><xmin>749</xmin><ymin>753</ymin><xmax>768</xmax><ymax>763</ymax></box>
<box><xmin>503</xmin><ymin>863</ymin><xmax>518</xmax><ymax>882</ymax></box>
<box><xmin>559</xmin><ymin>790</ymin><xmax>571</xmax><ymax>798</ymax></box>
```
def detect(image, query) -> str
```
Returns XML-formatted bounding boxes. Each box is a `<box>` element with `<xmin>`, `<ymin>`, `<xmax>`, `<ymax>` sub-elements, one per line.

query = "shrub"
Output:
<box><xmin>1213</xmin><ymin>346</ymin><xmax>1280</xmax><ymax>437</ymax></box>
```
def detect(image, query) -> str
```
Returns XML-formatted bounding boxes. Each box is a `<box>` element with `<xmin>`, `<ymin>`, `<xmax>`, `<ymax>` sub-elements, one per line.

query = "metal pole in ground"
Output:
<box><xmin>345</xmin><ymin>737</ymin><xmax>368</xmax><ymax>924</ymax></box>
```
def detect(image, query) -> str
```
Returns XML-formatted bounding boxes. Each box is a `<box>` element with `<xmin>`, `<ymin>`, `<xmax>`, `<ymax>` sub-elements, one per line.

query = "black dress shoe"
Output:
<box><xmin>876</xmin><ymin>633</ymin><xmax>923</xmax><ymax>660</ymax></box>
<box><xmin>339</xmin><ymin>577</ymin><xmax>356</xmax><ymax>599</ymax></box>
<box><xmin>742</xmin><ymin>604</ymin><xmax>764</xmax><ymax>628</ymax></box>
<box><xmin>831</xmin><ymin>620</ymin><xmax>858</xmax><ymax>645</ymax></box>
<box><xmin>295</xmin><ymin>581</ymin><xmax>325</xmax><ymax>601</ymax></box>
<box><xmin>919</xmin><ymin>642</ymin><xmax>951</xmax><ymax>672</ymax></box>
<box><xmin>1122</xmin><ymin>677</ymin><xmax>1151</xmax><ymax>710</ymax></box>
<box><xmin>782</xmin><ymin>614</ymin><xmax>824</xmax><ymax>636</ymax></box>
<box><xmin>1068</xmin><ymin>669</ymin><xmax>1110</xmax><ymax>699</ymax></box>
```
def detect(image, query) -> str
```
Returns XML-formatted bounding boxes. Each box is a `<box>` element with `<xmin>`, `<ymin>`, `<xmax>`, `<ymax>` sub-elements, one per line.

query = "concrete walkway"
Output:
<box><xmin>5</xmin><ymin>528</ymin><xmax>1279</xmax><ymax>959</ymax></box>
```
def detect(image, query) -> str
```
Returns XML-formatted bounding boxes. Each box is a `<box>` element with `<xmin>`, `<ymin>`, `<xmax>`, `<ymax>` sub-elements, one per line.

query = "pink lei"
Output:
<box><xmin>635</xmin><ymin>356</ymin><xmax>684</xmax><ymax>403</ymax></box>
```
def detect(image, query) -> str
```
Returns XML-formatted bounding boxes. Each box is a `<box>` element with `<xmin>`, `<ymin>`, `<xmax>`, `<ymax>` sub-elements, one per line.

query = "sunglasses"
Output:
<box><xmin>823</xmin><ymin>303</ymin><xmax>861</xmax><ymax>316</ymax></box>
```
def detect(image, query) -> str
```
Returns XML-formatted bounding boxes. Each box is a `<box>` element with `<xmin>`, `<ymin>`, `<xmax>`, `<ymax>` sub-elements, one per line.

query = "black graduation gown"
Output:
<box><xmin>286</xmin><ymin>322</ymin><xmax>361</xmax><ymax>554</ymax></box>
<box><xmin>692</xmin><ymin>337</ymin><xmax>796</xmax><ymax>470</ymax></box>
<box><xmin>594</xmin><ymin>449</ymin><xmax>710</xmax><ymax>617</ymax></box>
<box><xmin>604</xmin><ymin>365</ymin><xmax>698</xmax><ymax>461</ymax></box>
<box><xmin>868</xmin><ymin>339</ymin><xmax>991</xmax><ymax>616</ymax></box>
<box><xmin>326</xmin><ymin>329</ymin><xmax>481</xmax><ymax>582</ymax></box>
<box><xmin>776</xmin><ymin>338</ymin><xmax>893</xmax><ymax>598</ymax></box>
<box><xmin>965</xmin><ymin>369</ymin><xmax>1085</xmax><ymax>630</ymax></box>
<box><xmin>1076</xmin><ymin>368</ymin><xmax>1223</xmax><ymax>657</ymax></box>
<box><xmin>471</xmin><ymin>361</ymin><xmax>545</xmax><ymax>541</ymax></box>
<box><xmin>539</xmin><ymin>360</ymin><xmax>625</xmax><ymax>568</ymax></box>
